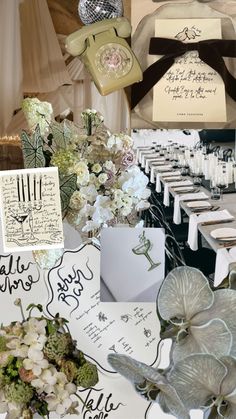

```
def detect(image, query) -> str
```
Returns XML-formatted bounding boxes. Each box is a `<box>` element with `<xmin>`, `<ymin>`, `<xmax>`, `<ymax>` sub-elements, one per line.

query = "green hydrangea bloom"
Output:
<box><xmin>51</xmin><ymin>150</ymin><xmax>76</xmax><ymax>174</ymax></box>
<box><xmin>5</xmin><ymin>381</ymin><xmax>34</xmax><ymax>404</ymax></box>
<box><xmin>44</xmin><ymin>332</ymin><xmax>73</xmax><ymax>363</ymax></box>
<box><xmin>76</xmin><ymin>362</ymin><xmax>98</xmax><ymax>388</ymax></box>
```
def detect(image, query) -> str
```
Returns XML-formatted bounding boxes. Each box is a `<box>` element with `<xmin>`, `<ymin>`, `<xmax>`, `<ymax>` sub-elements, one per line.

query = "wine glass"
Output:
<box><xmin>216</xmin><ymin>171</ymin><xmax>228</xmax><ymax>201</ymax></box>
<box><xmin>132</xmin><ymin>231</ymin><xmax>160</xmax><ymax>272</ymax></box>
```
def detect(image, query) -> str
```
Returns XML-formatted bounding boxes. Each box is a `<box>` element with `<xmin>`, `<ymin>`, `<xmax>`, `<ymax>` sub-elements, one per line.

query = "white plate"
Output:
<box><xmin>173</xmin><ymin>186</ymin><xmax>194</xmax><ymax>191</ymax></box>
<box><xmin>210</xmin><ymin>228</ymin><xmax>236</xmax><ymax>241</ymax></box>
<box><xmin>186</xmin><ymin>201</ymin><xmax>211</xmax><ymax>209</ymax></box>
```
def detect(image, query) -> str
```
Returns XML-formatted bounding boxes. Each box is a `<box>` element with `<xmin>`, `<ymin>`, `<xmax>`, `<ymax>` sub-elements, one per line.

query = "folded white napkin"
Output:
<box><xmin>215</xmin><ymin>247</ymin><xmax>236</xmax><ymax>287</ymax></box>
<box><xmin>150</xmin><ymin>165</ymin><xmax>172</xmax><ymax>183</ymax></box>
<box><xmin>141</xmin><ymin>152</ymin><xmax>158</xmax><ymax>167</ymax></box>
<box><xmin>156</xmin><ymin>171</ymin><xmax>181</xmax><ymax>192</ymax></box>
<box><xmin>163</xmin><ymin>180</ymin><xmax>193</xmax><ymax>207</ymax></box>
<box><xmin>187</xmin><ymin>210</ymin><xmax>234</xmax><ymax>251</ymax></box>
<box><xmin>173</xmin><ymin>192</ymin><xmax>209</xmax><ymax>225</ymax></box>
<box><xmin>145</xmin><ymin>157</ymin><xmax>165</xmax><ymax>173</ymax></box>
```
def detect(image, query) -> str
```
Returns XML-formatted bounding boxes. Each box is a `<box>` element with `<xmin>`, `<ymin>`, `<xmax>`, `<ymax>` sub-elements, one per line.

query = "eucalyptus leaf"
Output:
<box><xmin>59</xmin><ymin>174</ymin><xmax>77</xmax><ymax>213</ymax></box>
<box><xmin>21</xmin><ymin>125</ymin><xmax>46</xmax><ymax>168</ymax></box>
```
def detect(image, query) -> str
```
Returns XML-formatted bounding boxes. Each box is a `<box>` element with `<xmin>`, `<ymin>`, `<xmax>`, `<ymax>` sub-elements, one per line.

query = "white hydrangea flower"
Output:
<box><xmin>23</xmin><ymin>318</ymin><xmax>47</xmax><ymax>336</ymax></box>
<box><xmin>31</xmin><ymin>366</ymin><xmax>61</xmax><ymax>394</ymax></box>
<box><xmin>22</xmin><ymin>98</ymin><xmax>53</xmax><ymax>135</ymax></box>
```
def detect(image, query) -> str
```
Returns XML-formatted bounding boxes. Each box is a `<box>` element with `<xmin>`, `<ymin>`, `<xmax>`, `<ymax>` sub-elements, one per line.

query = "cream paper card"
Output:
<box><xmin>0</xmin><ymin>167</ymin><xmax>64</xmax><ymax>252</ymax></box>
<box><xmin>153</xmin><ymin>19</ymin><xmax>227</xmax><ymax>123</ymax></box>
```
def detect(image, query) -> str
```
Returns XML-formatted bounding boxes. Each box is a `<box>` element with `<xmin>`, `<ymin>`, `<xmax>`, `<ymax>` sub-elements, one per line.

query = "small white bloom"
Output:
<box><xmin>98</xmin><ymin>173</ymin><xmax>108</xmax><ymax>184</ymax></box>
<box><xmin>92</xmin><ymin>163</ymin><xmax>102</xmax><ymax>174</ymax></box>
<box><xmin>69</xmin><ymin>191</ymin><xmax>86</xmax><ymax>210</ymax></box>
<box><xmin>93</xmin><ymin>196</ymin><xmax>113</xmax><ymax>224</ymax></box>
<box><xmin>103</xmin><ymin>160</ymin><xmax>116</xmax><ymax>172</ymax></box>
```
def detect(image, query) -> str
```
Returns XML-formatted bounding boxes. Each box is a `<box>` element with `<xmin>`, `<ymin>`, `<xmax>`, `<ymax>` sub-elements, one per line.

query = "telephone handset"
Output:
<box><xmin>65</xmin><ymin>17</ymin><xmax>143</xmax><ymax>96</ymax></box>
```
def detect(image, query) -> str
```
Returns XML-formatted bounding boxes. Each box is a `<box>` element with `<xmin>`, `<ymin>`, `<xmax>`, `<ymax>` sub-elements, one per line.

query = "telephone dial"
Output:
<box><xmin>65</xmin><ymin>17</ymin><xmax>143</xmax><ymax>96</ymax></box>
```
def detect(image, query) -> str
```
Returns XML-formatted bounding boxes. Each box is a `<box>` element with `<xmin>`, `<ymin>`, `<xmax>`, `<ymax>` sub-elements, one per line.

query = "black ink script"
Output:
<box><xmin>0</xmin><ymin>254</ymin><xmax>40</xmax><ymax>294</ymax></box>
<box><xmin>57</xmin><ymin>259</ymin><xmax>93</xmax><ymax>315</ymax></box>
<box><xmin>81</xmin><ymin>388</ymin><xmax>124</xmax><ymax>419</ymax></box>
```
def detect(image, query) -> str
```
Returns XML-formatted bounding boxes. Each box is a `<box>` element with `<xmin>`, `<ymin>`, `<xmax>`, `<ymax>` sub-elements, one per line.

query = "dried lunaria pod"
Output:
<box><xmin>108</xmin><ymin>266</ymin><xmax>236</xmax><ymax>418</ymax></box>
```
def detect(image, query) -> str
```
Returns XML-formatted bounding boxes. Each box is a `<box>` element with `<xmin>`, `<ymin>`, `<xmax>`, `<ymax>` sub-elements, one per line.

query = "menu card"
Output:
<box><xmin>46</xmin><ymin>243</ymin><xmax>160</xmax><ymax>373</ymax></box>
<box><xmin>0</xmin><ymin>168</ymin><xmax>64</xmax><ymax>252</ymax></box>
<box><xmin>153</xmin><ymin>19</ymin><xmax>227</xmax><ymax>122</ymax></box>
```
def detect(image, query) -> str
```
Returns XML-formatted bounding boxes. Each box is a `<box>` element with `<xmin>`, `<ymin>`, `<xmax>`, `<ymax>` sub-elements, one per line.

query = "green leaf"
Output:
<box><xmin>21</xmin><ymin>125</ymin><xmax>46</xmax><ymax>168</ymax></box>
<box><xmin>26</xmin><ymin>303</ymin><xmax>43</xmax><ymax>312</ymax></box>
<box><xmin>59</xmin><ymin>173</ymin><xmax>77</xmax><ymax>213</ymax></box>
<box><xmin>51</xmin><ymin>120</ymin><xmax>72</xmax><ymax>149</ymax></box>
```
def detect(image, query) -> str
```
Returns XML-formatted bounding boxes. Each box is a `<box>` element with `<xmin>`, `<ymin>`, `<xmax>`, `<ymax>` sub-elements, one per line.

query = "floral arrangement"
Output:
<box><xmin>0</xmin><ymin>300</ymin><xmax>98</xmax><ymax>419</ymax></box>
<box><xmin>21</xmin><ymin>98</ymin><xmax>150</xmax><ymax>235</ymax></box>
<box><xmin>108</xmin><ymin>266</ymin><xmax>236</xmax><ymax>419</ymax></box>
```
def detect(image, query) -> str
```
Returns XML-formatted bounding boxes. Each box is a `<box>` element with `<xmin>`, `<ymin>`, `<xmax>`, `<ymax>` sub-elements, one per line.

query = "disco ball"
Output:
<box><xmin>78</xmin><ymin>0</ymin><xmax>123</xmax><ymax>25</ymax></box>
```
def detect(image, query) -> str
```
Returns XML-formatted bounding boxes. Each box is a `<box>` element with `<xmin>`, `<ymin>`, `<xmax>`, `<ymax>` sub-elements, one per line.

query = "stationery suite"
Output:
<box><xmin>163</xmin><ymin>180</ymin><xmax>193</xmax><ymax>206</ymax></box>
<box><xmin>153</xmin><ymin>18</ymin><xmax>227</xmax><ymax>122</ymax></box>
<box><xmin>173</xmin><ymin>192</ymin><xmax>209</xmax><ymax>224</ymax></box>
<box><xmin>187</xmin><ymin>210</ymin><xmax>234</xmax><ymax>251</ymax></box>
<box><xmin>0</xmin><ymin>168</ymin><xmax>64</xmax><ymax>252</ymax></box>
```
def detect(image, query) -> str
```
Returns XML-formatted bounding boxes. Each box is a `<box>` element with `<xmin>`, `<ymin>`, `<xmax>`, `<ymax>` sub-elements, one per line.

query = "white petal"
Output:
<box><xmin>158</xmin><ymin>267</ymin><xmax>213</xmax><ymax>322</ymax></box>
<box><xmin>173</xmin><ymin>319</ymin><xmax>232</xmax><ymax>363</ymax></box>
<box><xmin>169</xmin><ymin>354</ymin><xmax>227</xmax><ymax>409</ymax></box>
<box><xmin>220</xmin><ymin>357</ymin><xmax>236</xmax><ymax>397</ymax></box>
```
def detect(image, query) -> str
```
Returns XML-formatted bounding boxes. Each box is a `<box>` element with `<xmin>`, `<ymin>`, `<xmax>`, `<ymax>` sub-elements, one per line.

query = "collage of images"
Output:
<box><xmin>0</xmin><ymin>0</ymin><xmax>236</xmax><ymax>418</ymax></box>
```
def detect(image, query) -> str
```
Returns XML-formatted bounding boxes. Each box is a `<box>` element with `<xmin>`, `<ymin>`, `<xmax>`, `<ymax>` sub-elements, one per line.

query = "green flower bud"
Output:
<box><xmin>44</xmin><ymin>332</ymin><xmax>74</xmax><ymax>363</ymax></box>
<box><xmin>76</xmin><ymin>362</ymin><xmax>98</xmax><ymax>388</ymax></box>
<box><xmin>5</xmin><ymin>381</ymin><xmax>34</xmax><ymax>404</ymax></box>
<box><xmin>61</xmin><ymin>359</ymin><xmax>78</xmax><ymax>382</ymax></box>
<box><xmin>0</xmin><ymin>336</ymin><xmax>7</xmax><ymax>352</ymax></box>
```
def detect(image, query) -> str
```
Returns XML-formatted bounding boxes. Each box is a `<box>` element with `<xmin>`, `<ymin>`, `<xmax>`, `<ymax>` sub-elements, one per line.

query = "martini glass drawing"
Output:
<box><xmin>132</xmin><ymin>231</ymin><xmax>161</xmax><ymax>272</ymax></box>
<box><xmin>10</xmin><ymin>209</ymin><xmax>29</xmax><ymax>240</ymax></box>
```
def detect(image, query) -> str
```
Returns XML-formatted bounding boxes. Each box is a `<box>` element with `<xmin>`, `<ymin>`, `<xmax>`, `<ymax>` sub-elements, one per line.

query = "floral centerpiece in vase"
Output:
<box><xmin>21</xmin><ymin>99</ymin><xmax>150</xmax><ymax>239</ymax></box>
<box><xmin>0</xmin><ymin>299</ymin><xmax>98</xmax><ymax>418</ymax></box>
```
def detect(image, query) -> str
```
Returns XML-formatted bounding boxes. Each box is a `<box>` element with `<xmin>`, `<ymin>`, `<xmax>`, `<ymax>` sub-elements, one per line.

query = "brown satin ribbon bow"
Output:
<box><xmin>131</xmin><ymin>37</ymin><xmax>236</xmax><ymax>109</ymax></box>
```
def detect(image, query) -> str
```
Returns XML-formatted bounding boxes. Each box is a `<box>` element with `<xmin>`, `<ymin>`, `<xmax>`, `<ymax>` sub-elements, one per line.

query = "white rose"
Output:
<box><xmin>73</xmin><ymin>162</ymin><xmax>90</xmax><ymax>186</ymax></box>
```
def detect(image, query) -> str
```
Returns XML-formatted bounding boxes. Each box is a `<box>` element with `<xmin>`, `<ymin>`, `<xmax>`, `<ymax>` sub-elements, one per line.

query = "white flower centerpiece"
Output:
<box><xmin>21</xmin><ymin>100</ymin><xmax>150</xmax><ymax>237</ymax></box>
<box><xmin>108</xmin><ymin>266</ymin><xmax>236</xmax><ymax>419</ymax></box>
<box><xmin>0</xmin><ymin>300</ymin><xmax>98</xmax><ymax>419</ymax></box>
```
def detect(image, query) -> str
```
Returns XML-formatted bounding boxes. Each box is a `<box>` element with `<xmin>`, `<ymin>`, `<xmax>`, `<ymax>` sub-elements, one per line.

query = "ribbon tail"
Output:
<box><xmin>131</xmin><ymin>54</ymin><xmax>177</xmax><ymax>110</ymax></box>
<box><xmin>199</xmin><ymin>45</ymin><xmax>236</xmax><ymax>102</ymax></box>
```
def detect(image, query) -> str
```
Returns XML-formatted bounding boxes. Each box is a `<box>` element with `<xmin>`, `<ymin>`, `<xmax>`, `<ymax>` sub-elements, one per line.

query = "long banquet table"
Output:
<box><xmin>138</xmin><ymin>147</ymin><xmax>236</xmax><ymax>254</ymax></box>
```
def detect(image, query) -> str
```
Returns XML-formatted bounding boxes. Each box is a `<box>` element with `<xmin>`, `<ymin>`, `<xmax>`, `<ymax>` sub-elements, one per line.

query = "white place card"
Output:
<box><xmin>46</xmin><ymin>243</ymin><xmax>161</xmax><ymax>373</ymax></box>
<box><xmin>153</xmin><ymin>19</ymin><xmax>227</xmax><ymax>122</ymax></box>
<box><xmin>0</xmin><ymin>167</ymin><xmax>64</xmax><ymax>252</ymax></box>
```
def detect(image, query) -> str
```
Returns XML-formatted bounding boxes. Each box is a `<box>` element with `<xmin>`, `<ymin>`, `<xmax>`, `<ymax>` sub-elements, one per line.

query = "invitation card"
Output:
<box><xmin>153</xmin><ymin>19</ymin><xmax>227</xmax><ymax>123</ymax></box>
<box><xmin>0</xmin><ymin>167</ymin><xmax>64</xmax><ymax>252</ymax></box>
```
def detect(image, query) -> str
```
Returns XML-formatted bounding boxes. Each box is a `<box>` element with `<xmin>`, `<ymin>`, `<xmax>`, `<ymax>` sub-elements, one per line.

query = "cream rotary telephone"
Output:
<box><xmin>65</xmin><ymin>17</ymin><xmax>143</xmax><ymax>95</ymax></box>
